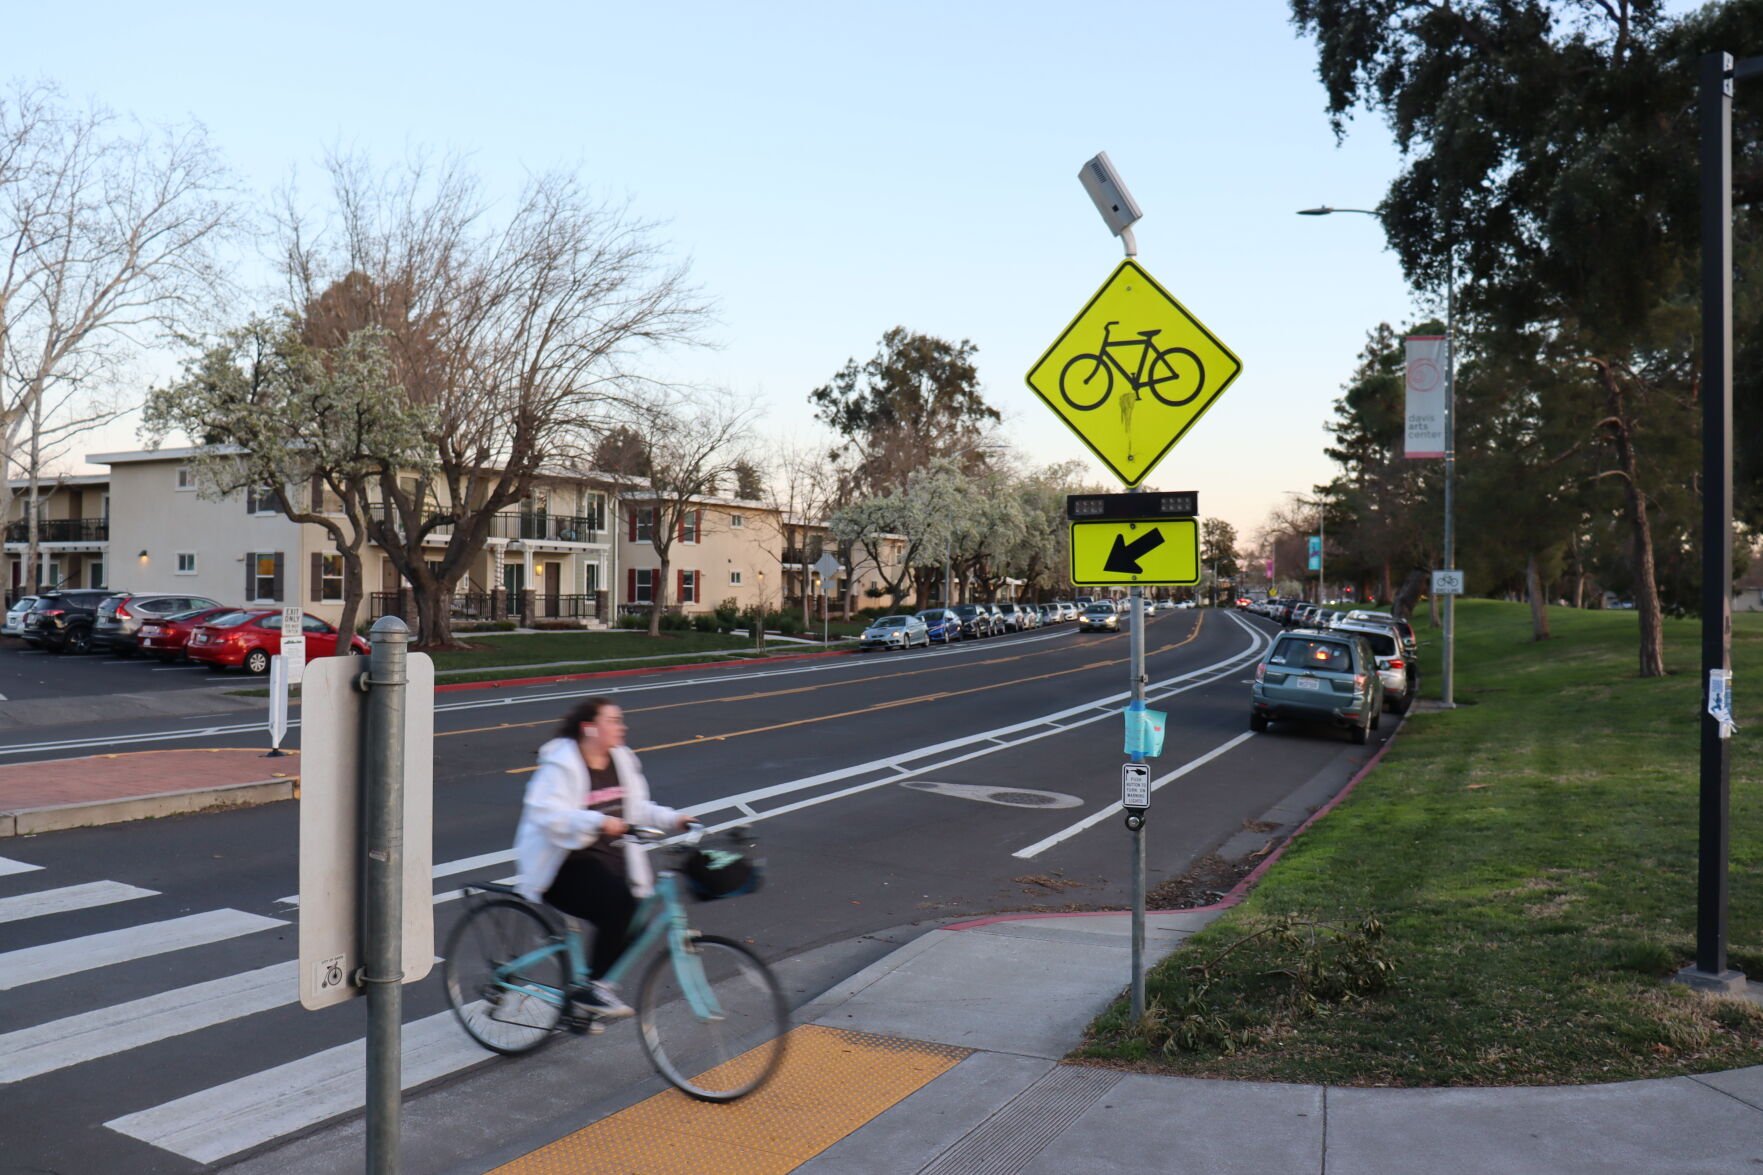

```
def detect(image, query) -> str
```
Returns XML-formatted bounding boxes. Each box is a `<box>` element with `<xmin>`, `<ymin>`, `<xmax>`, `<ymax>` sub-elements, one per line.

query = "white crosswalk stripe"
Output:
<box><xmin>104</xmin><ymin>1007</ymin><xmax>487</xmax><ymax>1164</ymax></box>
<box><xmin>0</xmin><ymin>961</ymin><xmax>296</xmax><ymax>1083</ymax></box>
<box><xmin>0</xmin><ymin>908</ymin><xmax>286</xmax><ymax>991</ymax></box>
<box><xmin>0</xmin><ymin>880</ymin><xmax>157</xmax><ymax>924</ymax></box>
<box><xmin>0</xmin><ymin>855</ymin><xmax>42</xmax><ymax>877</ymax></box>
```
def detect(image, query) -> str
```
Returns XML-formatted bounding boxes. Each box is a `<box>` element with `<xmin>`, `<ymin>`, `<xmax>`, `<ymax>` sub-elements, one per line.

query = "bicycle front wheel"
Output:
<box><xmin>1146</xmin><ymin>346</ymin><xmax>1205</xmax><ymax>407</ymax></box>
<box><xmin>636</xmin><ymin>934</ymin><xmax>788</xmax><ymax>1102</ymax></box>
<box><xmin>443</xmin><ymin>898</ymin><xmax>567</xmax><ymax>1056</ymax></box>
<box><xmin>1058</xmin><ymin>354</ymin><xmax>1113</xmax><ymax>410</ymax></box>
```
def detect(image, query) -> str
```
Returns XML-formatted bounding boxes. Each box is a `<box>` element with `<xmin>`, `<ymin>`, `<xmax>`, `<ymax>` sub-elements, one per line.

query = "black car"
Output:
<box><xmin>19</xmin><ymin>589</ymin><xmax>115</xmax><ymax>653</ymax></box>
<box><xmin>950</xmin><ymin>604</ymin><xmax>995</xmax><ymax>638</ymax></box>
<box><xmin>93</xmin><ymin>592</ymin><xmax>224</xmax><ymax>655</ymax></box>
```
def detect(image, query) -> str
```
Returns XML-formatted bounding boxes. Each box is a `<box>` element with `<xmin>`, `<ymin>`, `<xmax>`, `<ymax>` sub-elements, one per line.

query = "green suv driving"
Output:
<box><xmin>1250</xmin><ymin>629</ymin><xmax>1384</xmax><ymax>744</ymax></box>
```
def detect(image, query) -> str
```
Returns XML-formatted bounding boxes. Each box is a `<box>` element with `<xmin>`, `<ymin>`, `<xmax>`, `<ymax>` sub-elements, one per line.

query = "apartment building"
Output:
<box><xmin>5</xmin><ymin>474</ymin><xmax>112</xmax><ymax>599</ymax></box>
<box><xmin>616</xmin><ymin>494</ymin><xmax>782</xmax><ymax>615</ymax></box>
<box><xmin>67</xmin><ymin>445</ymin><xmax>897</xmax><ymax>629</ymax></box>
<box><xmin>89</xmin><ymin>448</ymin><xmax>620</xmax><ymax>630</ymax></box>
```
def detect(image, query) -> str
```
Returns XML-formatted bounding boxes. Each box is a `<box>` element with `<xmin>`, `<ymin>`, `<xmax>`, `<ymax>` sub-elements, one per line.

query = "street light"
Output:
<box><xmin>1299</xmin><ymin>204</ymin><xmax>1457</xmax><ymax>706</ymax></box>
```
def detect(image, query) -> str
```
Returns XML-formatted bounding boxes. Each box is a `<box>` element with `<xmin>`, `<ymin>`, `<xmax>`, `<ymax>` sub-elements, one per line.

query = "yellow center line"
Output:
<box><xmin>497</xmin><ymin>611</ymin><xmax>1206</xmax><ymax>770</ymax></box>
<box><xmin>445</xmin><ymin>635</ymin><xmax>1090</xmax><ymax>740</ymax></box>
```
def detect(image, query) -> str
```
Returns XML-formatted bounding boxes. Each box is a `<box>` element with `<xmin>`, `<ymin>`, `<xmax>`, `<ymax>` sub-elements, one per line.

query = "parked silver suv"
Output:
<box><xmin>93</xmin><ymin>592</ymin><xmax>224</xmax><ymax>655</ymax></box>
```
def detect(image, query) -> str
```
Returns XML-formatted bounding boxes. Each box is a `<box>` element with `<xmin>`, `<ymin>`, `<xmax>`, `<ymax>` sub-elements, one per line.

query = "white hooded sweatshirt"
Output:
<box><xmin>514</xmin><ymin>738</ymin><xmax>681</xmax><ymax>902</ymax></box>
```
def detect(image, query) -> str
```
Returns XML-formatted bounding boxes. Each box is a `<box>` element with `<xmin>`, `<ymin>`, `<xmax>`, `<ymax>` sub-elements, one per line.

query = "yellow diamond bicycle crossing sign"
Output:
<box><xmin>1026</xmin><ymin>259</ymin><xmax>1243</xmax><ymax>488</ymax></box>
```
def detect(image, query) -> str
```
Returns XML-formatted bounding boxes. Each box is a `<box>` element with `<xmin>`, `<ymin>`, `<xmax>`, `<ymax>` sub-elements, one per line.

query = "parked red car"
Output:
<box><xmin>184</xmin><ymin>609</ymin><xmax>370</xmax><ymax>674</ymax></box>
<box><xmin>136</xmin><ymin>606</ymin><xmax>240</xmax><ymax>662</ymax></box>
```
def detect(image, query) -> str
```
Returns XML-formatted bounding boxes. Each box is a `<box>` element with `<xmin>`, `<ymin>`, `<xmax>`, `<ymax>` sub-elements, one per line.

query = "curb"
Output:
<box><xmin>943</xmin><ymin>713</ymin><xmax>1409</xmax><ymax>932</ymax></box>
<box><xmin>432</xmin><ymin>647</ymin><xmax>856</xmax><ymax>693</ymax></box>
<box><xmin>0</xmin><ymin>777</ymin><xmax>298</xmax><ymax>838</ymax></box>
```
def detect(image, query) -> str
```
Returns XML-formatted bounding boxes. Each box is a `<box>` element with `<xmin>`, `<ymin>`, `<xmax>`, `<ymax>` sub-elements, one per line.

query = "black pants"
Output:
<box><xmin>543</xmin><ymin>850</ymin><xmax>637</xmax><ymax>980</ymax></box>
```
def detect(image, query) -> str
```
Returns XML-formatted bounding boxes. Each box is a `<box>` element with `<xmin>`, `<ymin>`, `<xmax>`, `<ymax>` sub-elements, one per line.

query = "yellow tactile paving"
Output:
<box><xmin>491</xmin><ymin>1025</ymin><xmax>971</xmax><ymax>1175</ymax></box>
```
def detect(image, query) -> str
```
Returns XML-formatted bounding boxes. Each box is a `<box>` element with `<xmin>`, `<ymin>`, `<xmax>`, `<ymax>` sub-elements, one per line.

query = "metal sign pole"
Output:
<box><xmin>362</xmin><ymin>617</ymin><xmax>409</xmax><ymax>1172</ymax></box>
<box><xmin>1128</xmin><ymin>575</ymin><xmax>1147</xmax><ymax>1020</ymax></box>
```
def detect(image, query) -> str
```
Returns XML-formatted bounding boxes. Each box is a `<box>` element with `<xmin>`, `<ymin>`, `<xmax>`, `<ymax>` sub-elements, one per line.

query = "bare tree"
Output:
<box><xmin>279</xmin><ymin>152</ymin><xmax>709</xmax><ymax>647</ymax></box>
<box><xmin>0</xmin><ymin>83</ymin><xmax>234</xmax><ymax>592</ymax></box>
<box><xmin>755</xmin><ymin>438</ymin><xmax>837</xmax><ymax>626</ymax></box>
<box><xmin>144</xmin><ymin>316</ymin><xmax>433</xmax><ymax>638</ymax></box>
<box><xmin>606</xmin><ymin>393</ymin><xmax>754</xmax><ymax>636</ymax></box>
<box><xmin>8</xmin><ymin>373</ymin><xmax>124</xmax><ymax>593</ymax></box>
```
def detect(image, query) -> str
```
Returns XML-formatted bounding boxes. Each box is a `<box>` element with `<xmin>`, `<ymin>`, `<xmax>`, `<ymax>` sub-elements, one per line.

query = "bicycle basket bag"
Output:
<box><xmin>682</xmin><ymin>847</ymin><xmax>760</xmax><ymax>901</ymax></box>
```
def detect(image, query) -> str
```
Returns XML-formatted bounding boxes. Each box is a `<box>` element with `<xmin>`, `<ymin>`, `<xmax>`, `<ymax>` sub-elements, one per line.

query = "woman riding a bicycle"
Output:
<box><xmin>513</xmin><ymin>697</ymin><xmax>692</xmax><ymax>1017</ymax></box>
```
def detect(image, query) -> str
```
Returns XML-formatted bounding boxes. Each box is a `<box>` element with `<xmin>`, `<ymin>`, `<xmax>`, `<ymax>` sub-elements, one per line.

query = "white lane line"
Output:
<box><xmin>0</xmin><ymin>961</ymin><xmax>296</xmax><ymax>1084</ymax></box>
<box><xmin>105</xmin><ymin>1007</ymin><xmax>489</xmax><ymax>1164</ymax></box>
<box><xmin>0</xmin><ymin>880</ymin><xmax>158</xmax><ymax>924</ymax></box>
<box><xmin>430</xmin><ymin>848</ymin><xmax>517</xmax><ymax>880</ymax></box>
<box><xmin>1012</xmin><ymin>730</ymin><xmax>1261</xmax><ymax>859</ymax></box>
<box><xmin>0</xmin><ymin>721</ymin><xmax>266</xmax><ymax>757</ymax></box>
<box><xmin>0</xmin><ymin>855</ymin><xmax>43</xmax><ymax>876</ymax></box>
<box><xmin>431</xmin><ymin>876</ymin><xmax>517</xmax><ymax>907</ymax></box>
<box><xmin>0</xmin><ymin>691</ymin><xmax>8</xmax><ymax>701</ymax></box>
<box><xmin>277</xmin><ymin>848</ymin><xmax>520</xmax><ymax>906</ymax></box>
<box><xmin>678</xmin><ymin>613</ymin><xmax>1274</xmax><ymax>844</ymax></box>
<box><xmin>0</xmin><ymin>629</ymin><xmax>1076</xmax><ymax>758</ymax></box>
<box><xmin>0</xmin><ymin>909</ymin><xmax>286</xmax><ymax>991</ymax></box>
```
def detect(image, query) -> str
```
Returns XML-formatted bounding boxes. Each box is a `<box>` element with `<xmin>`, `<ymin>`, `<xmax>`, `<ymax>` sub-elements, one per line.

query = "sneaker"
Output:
<box><xmin>578</xmin><ymin>980</ymin><xmax>633</xmax><ymax>1020</ymax></box>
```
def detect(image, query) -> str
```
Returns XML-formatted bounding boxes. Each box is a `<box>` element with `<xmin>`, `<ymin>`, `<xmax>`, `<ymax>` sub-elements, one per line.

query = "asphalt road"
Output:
<box><xmin>0</xmin><ymin>636</ymin><xmax>250</xmax><ymax>700</ymax></box>
<box><xmin>0</xmin><ymin>609</ymin><xmax>1392</xmax><ymax>1173</ymax></box>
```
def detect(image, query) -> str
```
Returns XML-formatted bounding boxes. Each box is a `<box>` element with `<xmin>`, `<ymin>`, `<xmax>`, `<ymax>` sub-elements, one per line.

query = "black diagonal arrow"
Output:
<box><xmin>1104</xmin><ymin>527</ymin><xmax>1166</xmax><ymax>574</ymax></box>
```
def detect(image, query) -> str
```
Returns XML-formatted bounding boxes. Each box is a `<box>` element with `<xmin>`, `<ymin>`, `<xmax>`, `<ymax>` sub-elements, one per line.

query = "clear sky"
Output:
<box><xmin>31</xmin><ymin>1</ymin><xmax>1440</xmax><ymax>545</ymax></box>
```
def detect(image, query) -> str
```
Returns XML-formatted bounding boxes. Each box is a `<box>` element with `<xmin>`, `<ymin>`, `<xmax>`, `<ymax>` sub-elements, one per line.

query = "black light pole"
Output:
<box><xmin>1680</xmin><ymin>50</ymin><xmax>1760</xmax><ymax>994</ymax></box>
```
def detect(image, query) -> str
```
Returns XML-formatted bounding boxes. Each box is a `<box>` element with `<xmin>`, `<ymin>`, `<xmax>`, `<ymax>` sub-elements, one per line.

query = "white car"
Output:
<box><xmin>860</xmin><ymin>614</ymin><xmax>930</xmax><ymax>650</ymax></box>
<box><xmin>3</xmin><ymin>595</ymin><xmax>38</xmax><ymax>637</ymax></box>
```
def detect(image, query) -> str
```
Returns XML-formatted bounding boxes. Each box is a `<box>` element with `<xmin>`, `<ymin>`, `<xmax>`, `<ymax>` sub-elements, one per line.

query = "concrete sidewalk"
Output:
<box><xmin>492</xmin><ymin>910</ymin><xmax>1763</xmax><ymax>1175</ymax></box>
<box><xmin>0</xmin><ymin>746</ymin><xmax>297</xmax><ymax>836</ymax></box>
<box><xmin>786</xmin><ymin>912</ymin><xmax>1763</xmax><ymax>1174</ymax></box>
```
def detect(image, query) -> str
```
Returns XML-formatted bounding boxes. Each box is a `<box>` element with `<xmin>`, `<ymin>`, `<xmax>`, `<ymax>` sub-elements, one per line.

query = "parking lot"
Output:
<box><xmin>0</xmin><ymin>638</ymin><xmax>248</xmax><ymax>702</ymax></box>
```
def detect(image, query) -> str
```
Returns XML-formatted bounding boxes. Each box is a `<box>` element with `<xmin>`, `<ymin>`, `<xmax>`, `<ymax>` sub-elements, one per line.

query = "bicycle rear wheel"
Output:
<box><xmin>1058</xmin><ymin>353</ymin><xmax>1113</xmax><ymax>410</ymax></box>
<box><xmin>636</xmin><ymin>934</ymin><xmax>788</xmax><ymax>1101</ymax></box>
<box><xmin>443</xmin><ymin>898</ymin><xmax>567</xmax><ymax>1055</ymax></box>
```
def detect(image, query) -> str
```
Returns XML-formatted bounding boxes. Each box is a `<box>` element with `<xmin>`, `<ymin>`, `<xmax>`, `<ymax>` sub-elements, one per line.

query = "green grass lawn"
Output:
<box><xmin>1078</xmin><ymin>599</ymin><xmax>1763</xmax><ymax>1086</ymax></box>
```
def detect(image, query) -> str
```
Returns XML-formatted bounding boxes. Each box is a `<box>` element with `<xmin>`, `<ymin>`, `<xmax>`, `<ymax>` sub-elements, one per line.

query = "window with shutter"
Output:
<box><xmin>627</xmin><ymin>568</ymin><xmax>637</xmax><ymax>605</ymax></box>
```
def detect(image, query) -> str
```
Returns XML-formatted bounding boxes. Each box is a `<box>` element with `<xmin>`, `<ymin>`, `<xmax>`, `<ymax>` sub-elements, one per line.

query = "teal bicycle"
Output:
<box><xmin>442</xmin><ymin>826</ymin><xmax>787</xmax><ymax>1102</ymax></box>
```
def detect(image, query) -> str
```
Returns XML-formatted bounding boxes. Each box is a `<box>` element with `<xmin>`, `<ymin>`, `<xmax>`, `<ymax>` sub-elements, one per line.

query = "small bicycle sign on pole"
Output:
<box><xmin>1432</xmin><ymin>569</ymin><xmax>1465</xmax><ymax>596</ymax></box>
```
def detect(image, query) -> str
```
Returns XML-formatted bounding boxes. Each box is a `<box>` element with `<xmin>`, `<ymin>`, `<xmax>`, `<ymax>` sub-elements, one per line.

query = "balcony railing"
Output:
<box><xmin>781</xmin><ymin>543</ymin><xmax>825</xmax><ymax>566</ymax></box>
<box><xmin>370</xmin><ymin>510</ymin><xmax>603</xmax><ymax>546</ymax></box>
<box><xmin>490</xmin><ymin>511</ymin><xmax>603</xmax><ymax>543</ymax></box>
<box><xmin>3</xmin><ymin>517</ymin><xmax>108</xmax><ymax>544</ymax></box>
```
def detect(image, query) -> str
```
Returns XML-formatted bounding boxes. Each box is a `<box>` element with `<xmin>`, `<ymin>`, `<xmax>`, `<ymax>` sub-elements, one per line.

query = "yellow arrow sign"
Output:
<box><xmin>1069</xmin><ymin>518</ymin><xmax>1200</xmax><ymax>587</ymax></box>
<box><xmin>1027</xmin><ymin>260</ymin><xmax>1242</xmax><ymax>488</ymax></box>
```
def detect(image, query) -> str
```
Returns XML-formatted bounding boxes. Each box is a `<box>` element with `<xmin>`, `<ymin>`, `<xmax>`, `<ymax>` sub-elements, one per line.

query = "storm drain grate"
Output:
<box><xmin>920</xmin><ymin>1064</ymin><xmax>1120</xmax><ymax>1175</ymax></box>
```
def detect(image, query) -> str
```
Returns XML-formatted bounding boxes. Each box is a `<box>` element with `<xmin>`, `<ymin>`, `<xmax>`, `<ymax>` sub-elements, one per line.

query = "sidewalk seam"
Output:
<box><xmin>1318</xmin><ymin>1084</ymin><xmax>1329</xmax><ymax>1175</ymax></box>
<box><xmin>1684</xmin><ymin>1073</ymin><xmax>1763</xmax><ymax>1114</ymax></box>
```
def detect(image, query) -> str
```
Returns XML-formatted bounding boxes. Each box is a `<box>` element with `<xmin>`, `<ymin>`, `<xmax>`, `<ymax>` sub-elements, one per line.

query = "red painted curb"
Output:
<box><xmin>946</xmin><ymin>716</ymin><xmax>1407</xmax><ymax>931</ymax></box>
<box><xmin>432</xmin><ymin>647</ymin><xmax>854</xmax><ymax>693</ymax></box>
